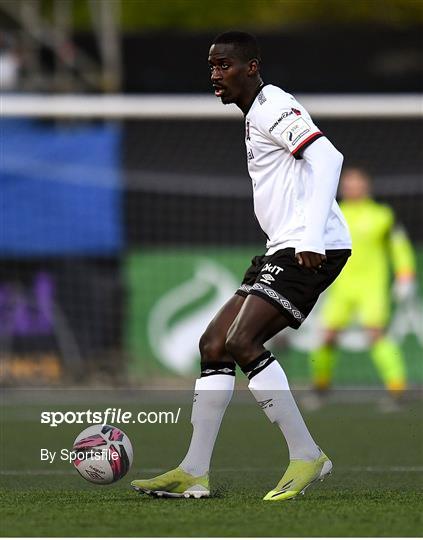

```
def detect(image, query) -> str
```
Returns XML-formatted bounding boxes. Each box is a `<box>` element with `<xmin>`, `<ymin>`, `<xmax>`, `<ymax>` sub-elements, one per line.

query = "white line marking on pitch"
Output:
<box><xmin>1</xmin><ymin>466</ymin><xmax>423</xmax><ymax>476</ymax></box>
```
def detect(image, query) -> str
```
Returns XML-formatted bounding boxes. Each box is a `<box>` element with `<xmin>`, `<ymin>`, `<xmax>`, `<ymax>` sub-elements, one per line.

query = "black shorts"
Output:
<box><xmin>236</xmin><ymin>248</ymin><xmax>351</xmax><ymax>329</ymax></box>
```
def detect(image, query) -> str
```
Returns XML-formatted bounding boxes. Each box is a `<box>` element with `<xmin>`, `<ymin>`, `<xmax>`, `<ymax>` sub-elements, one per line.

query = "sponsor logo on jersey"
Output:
<box><xmin>245</xmin><ymin>120</ymin><xmax>250</xmax><ymax>140</ymax></box>
<box><xmin>291</xmin><ymin>107</ymin><xmax>301</xmax><ymax>116</ymax></box>
<box><xmin>281</xmin><ymin>117</ymin><xmax>312</xmax><ymax>148</ymax></box>
<box><xmin>268</xmin><ymin>110</ymin><xmax>294</xmax><ymax>133</ymax></box>
<box><xmin>247</xmin><ymin>148</ymin><xmax>254</xmax><ymax>161</ymax></box>
<box><xmin>262</xmin><ymin>263</ymin><xmax>284</xmax><ymax>275</ymax></box>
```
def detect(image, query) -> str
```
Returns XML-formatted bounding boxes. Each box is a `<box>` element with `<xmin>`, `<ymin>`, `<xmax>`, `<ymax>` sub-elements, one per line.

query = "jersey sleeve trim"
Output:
<box><xmin>292</xmin><ymin>132</ymin><xmax>323</xmax><ymax>159</ymax></box>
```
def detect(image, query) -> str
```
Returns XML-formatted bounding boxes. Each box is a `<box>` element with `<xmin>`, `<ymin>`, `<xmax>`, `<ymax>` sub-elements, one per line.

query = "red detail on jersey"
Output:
<box><xmin>291</xmin><ymin>132</ymin><xmax>322</xmax><ymax>156</ymax></box>
<box><xmin>291</xmin><ymin>108</ymin><xmax>301</xmax><ymax>116</ymax></box>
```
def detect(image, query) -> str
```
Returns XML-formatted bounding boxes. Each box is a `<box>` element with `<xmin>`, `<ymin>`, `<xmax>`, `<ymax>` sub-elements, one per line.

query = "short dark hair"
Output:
<box><xmin>212</xmin><ymin>31</ymin><xmax>261</xmax><ymax>63</ymax></box>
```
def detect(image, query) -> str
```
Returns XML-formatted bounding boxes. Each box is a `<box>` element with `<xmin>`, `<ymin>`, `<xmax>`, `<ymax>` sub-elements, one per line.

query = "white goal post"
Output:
<box><xmin>1</xmin><ymin>93</ymin><xmax>422</xmax><ymax>119</ymax></box>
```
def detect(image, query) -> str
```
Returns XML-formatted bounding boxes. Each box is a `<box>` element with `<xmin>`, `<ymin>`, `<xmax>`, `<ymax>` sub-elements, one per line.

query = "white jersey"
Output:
<box><xmin>245</xmin><ymin>84</ymin><xmax>351</xmax><ymax>255</ymax></box>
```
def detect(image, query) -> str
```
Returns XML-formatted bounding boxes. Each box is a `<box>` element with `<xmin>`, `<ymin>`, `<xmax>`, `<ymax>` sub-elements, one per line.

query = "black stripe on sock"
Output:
<box><xmin>200</xmin><ymin>361</ymin><xmax>236</xmax><ymax>377</ymax></box>
<box><xmin>242</xmin><ymin>351</ymin><xmax>275</xmax><ymax>380</ymax></box>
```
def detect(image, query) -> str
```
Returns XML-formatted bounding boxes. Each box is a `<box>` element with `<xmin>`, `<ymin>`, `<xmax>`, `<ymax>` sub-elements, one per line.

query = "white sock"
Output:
<box><xmin>180</xmin><ymin>374</ymin><xmax>234</xmax><ymax>476</ymax></box>
<box><xmin>248</xmin><ymin>354</ymin><xmax>320</xmax><ymax>461</ymax></box>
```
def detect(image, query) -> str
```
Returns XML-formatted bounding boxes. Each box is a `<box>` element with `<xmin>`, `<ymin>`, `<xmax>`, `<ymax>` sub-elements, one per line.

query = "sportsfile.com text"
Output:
<box><xmin>40</xmin><ymin>408</ymin><xmax>181</xmax><ymax>427</ymax></box>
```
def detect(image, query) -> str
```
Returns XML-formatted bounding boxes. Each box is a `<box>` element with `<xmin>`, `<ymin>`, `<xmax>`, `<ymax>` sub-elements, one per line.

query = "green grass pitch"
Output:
<box><xmin>1</xmin><ymin>390</ymin><xmax>422</xmax><ymax>537</ymax></box>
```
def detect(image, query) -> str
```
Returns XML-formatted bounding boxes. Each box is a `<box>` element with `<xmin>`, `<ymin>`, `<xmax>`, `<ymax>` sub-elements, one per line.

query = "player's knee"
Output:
<box><xmin>199</xmin><ymin>331</ymin><xmax>226</xmax><ymax>363</ymax></box>
<box><xmin>225</xmin><ymin>329</ymin><xmax>256</xmax><ymax>366</ymax></box>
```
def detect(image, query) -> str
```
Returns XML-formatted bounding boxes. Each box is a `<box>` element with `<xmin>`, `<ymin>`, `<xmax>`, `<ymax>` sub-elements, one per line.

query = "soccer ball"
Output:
<box><xmin>72</xmin><ymin>424</ymin><xmax>133</xmax><ymax>484</ymax></box>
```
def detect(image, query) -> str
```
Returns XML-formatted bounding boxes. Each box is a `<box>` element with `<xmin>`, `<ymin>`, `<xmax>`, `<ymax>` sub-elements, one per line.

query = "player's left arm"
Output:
<box><xmin>261</xmin><ymin>102</ymin><xmax>342</xmax><ymax>269</ymax></box>
<box><xmin>296</xmin><ymin>137</ymin><xmax>344</xmax><ymax>268</ymax></box>
<box><xmin>389</xmin><ymin>221</ymin><xmax>417</xmax><ymax>301</ymax></box>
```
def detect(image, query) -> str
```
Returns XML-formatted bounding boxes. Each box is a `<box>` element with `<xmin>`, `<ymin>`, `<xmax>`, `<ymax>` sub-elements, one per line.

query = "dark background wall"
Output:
<box><xmin>74</xmin><ymin>25</ymin><xmax>423</xmax><ymax>93</ymax></box>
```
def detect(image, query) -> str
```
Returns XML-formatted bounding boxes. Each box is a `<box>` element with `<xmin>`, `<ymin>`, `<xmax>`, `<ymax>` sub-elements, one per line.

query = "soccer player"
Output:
<box><xmin>131</xmin><ymin>31</ymin><xmax>352</xmax><ymax>501</ymax></box>
<box><xmin>309</xmin><ymin>167</ymin><xmax>416</xmax><ymax>400</ymax></box>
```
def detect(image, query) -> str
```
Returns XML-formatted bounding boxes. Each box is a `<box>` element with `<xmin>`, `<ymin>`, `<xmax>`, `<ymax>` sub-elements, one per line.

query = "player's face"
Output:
<box><xmin>208</xmin><ymin>43</ymin><xmax>251</xmax><ymax>105</ymax></box>
<box><xmin>340</xmin><ymin>170</ymin><xmax>371</xmax><ymax>200</ymax></box>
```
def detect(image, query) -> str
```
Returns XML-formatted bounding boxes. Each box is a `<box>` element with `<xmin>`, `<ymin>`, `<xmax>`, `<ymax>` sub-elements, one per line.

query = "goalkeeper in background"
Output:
<box><xmin>310</xmin><ymin>167</ymin><xmax>417</xmax><ymax>398</ymax></box>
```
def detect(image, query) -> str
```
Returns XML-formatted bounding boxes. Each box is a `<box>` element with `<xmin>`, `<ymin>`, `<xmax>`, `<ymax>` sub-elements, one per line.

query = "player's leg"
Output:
<box><xmin>310</xmin><ymin>328</ymin><xmax>339</xmax><ymax>392</ymax></box>
<box><xmin>225</xmin><ymin>248</ymin><xmax>350</xmax><ymax>500</ymax></box>
<box><xmin>226</xmin><ymin>294</ymin><xmax>322</xmax><ymax>459</ymax></box>
<box><xmin>309</xmin><ymin>287</ymin><xmax>353</xmax><ymax>393</ymax></box>
<box><xmin>367</xmin><ymin>327</ymin><xmax>407</xmax><ymax>395</ymax></box>
<box><xmin>131</xmin><ymin>255</ymin><xmax>268</xmax><ymax>497</ymax></box>
<box><xmin>304</xmin><ymin>328</ymin><xmax>340</xmax><ymax>411</ymax></box>
<box><xmin>199</xmin><ymin>292</ymin><xmax>245</xmax><ymax>366</ymax></box>
<box><xmin>225</xmin><ymin>294</ymin><xmax>331</xmax><ymax>501</ymax></box>
<box><xmin>179</xmin><ymin>294</ymin><xmax>245</xmax><ymax>477</ymax></box>
<box><xmin>361</xmin><ymin>288</ymin><xmax>407</xmax><ymax>395</ymax></box>
<box><xmin>131</xmin><ymin>294</ymin><xmax>245</xmax><ymax>498</ymax></box>
<box><xmin>176</xmin><ymin>257</ymin><xmax>268</xmax><ymax>484</ymax></box>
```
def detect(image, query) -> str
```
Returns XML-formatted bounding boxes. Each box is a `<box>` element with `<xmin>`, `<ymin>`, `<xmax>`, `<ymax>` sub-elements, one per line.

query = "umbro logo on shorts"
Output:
<box><xmin>260</xmin><ymin>273</ymin><xmax>275</xmax><ymax>285</ymax></box>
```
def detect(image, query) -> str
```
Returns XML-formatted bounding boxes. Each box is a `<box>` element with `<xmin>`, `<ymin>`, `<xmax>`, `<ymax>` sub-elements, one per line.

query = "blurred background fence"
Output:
<box><xmin>1</xmin><ymin>0</ymin><xmax>422</xmax><ymax>386</ymax></box>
